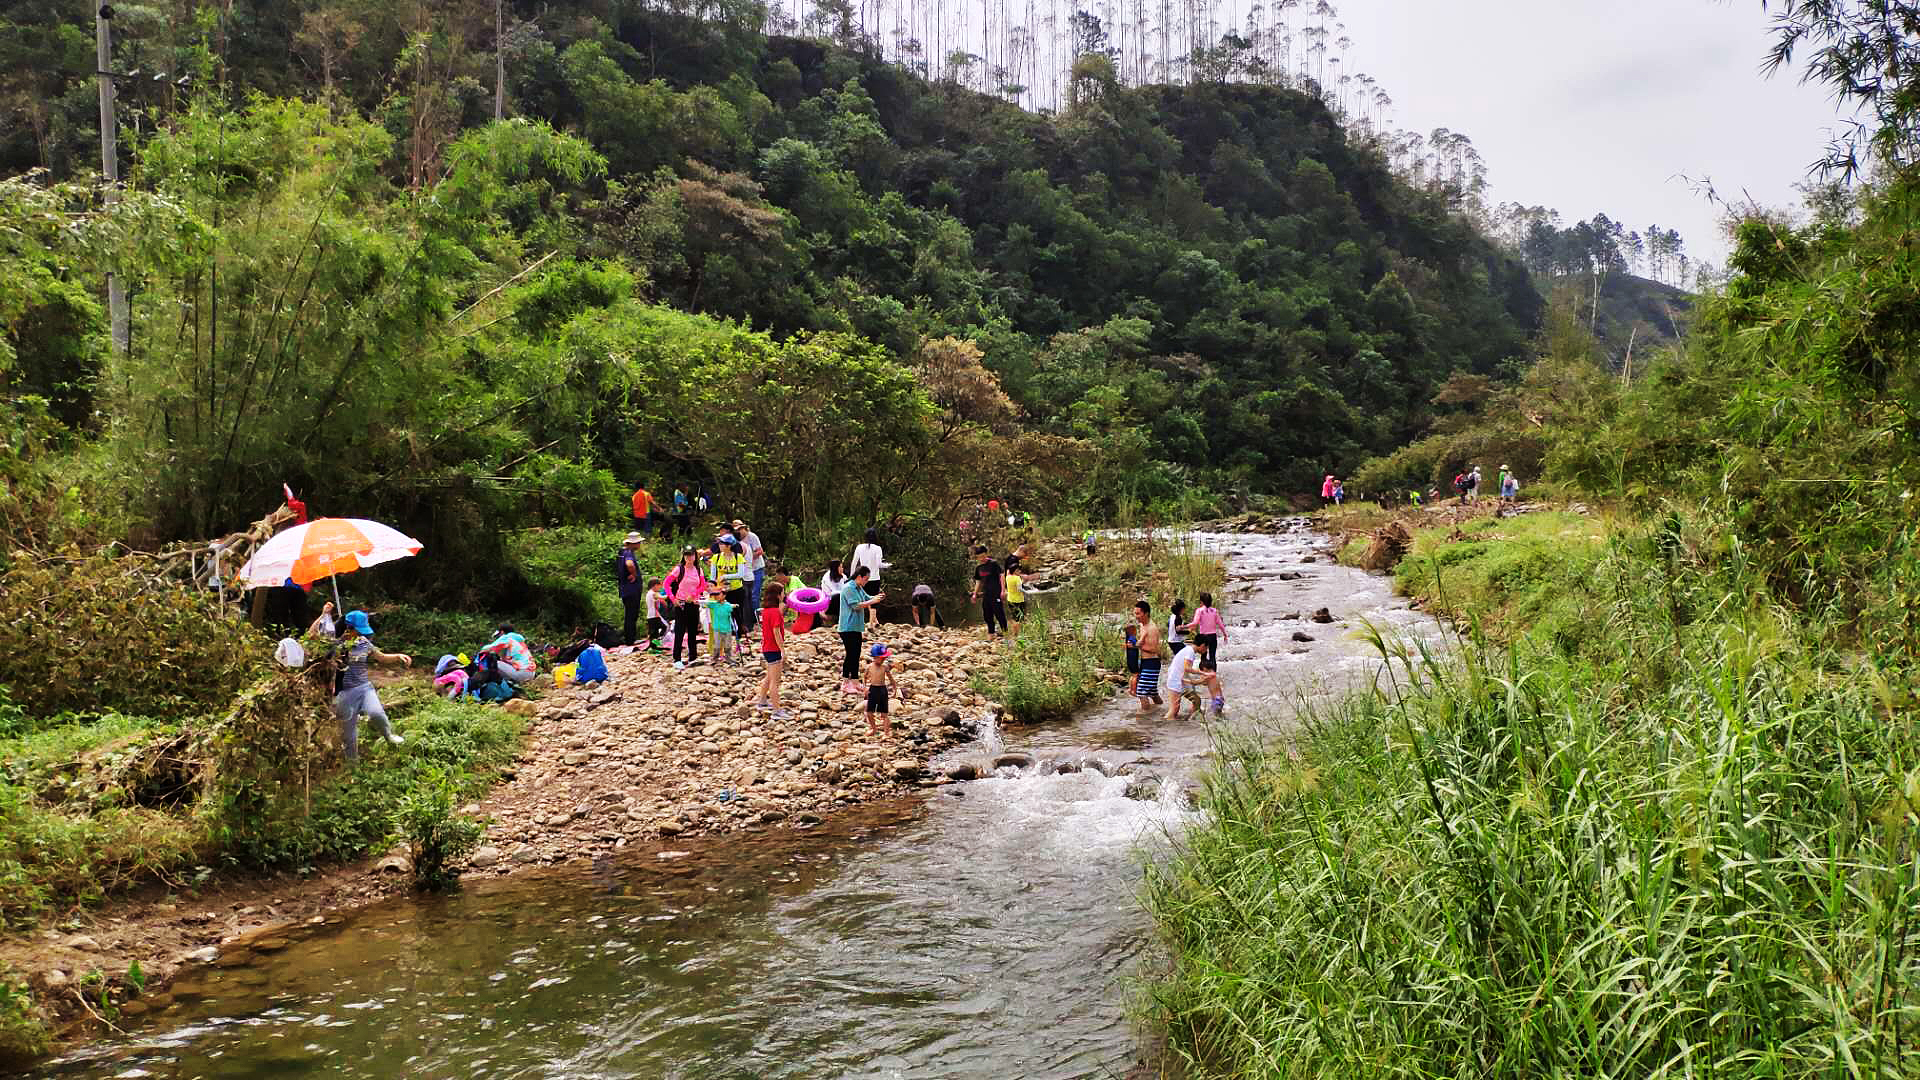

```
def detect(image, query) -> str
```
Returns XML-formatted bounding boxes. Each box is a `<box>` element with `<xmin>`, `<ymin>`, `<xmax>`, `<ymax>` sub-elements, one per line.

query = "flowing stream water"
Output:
<box><xmin>34</xmin><ymin>524</ymin><xmax>1444</xmax><ymax>1080</ymax></box>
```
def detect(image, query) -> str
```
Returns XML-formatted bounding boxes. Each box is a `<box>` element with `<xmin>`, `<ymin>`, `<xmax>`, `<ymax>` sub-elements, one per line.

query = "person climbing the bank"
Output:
<box><xmin>1500</xmin><ymin>465</ymin><xmax>1520</xmax><ymax>502</ymax></box>
<box><xmin>1190</xmin><ymin>592</ymin><xmax>1226</xmax><ymax>671</ymax></box>
<box><xmin>1466</xmin><ymin>465</ymin><xmax>1483</xmax><ymax>503</ymax></box>
<box><xmin>631</xmin><ymin>482</ymin><xmax>654</xmax><ymax>539</ymax></box>
<box><xmin>335</xmin><ymin>610</ymin><xmax>411</xmax><ymax>762</ymax></box>
<box><xmin>617</xmin><ymin>531</ymin><xmax>645</xmax><ymax>646</ymax></box>
<box><xmin>755</xmin><ymin>582</ymin><xmax>789</xmax><ymax>718</ymax></box>
<box><xmin>1133</xmin><ymin>599</ymin><xmax>1164</xmax><ymax>712</ymax></box>
<box><xmin>672</xmin><ymin>487</ymin><xmax>691</xmax><ymax>538</ymax></box>
<box><xmin>1321</xmin><ymin>474</ymin><xmax>1337</xmax><ymax>506</ymax></box>
<box><xmin>1084</xmin><ymin>529</ymin><xmax>1097</xmax><ymax>555</ymax></box>
<box><xmin>839</xmin><ymin>566</ymin><xmax>884</xmax><ymax>694</ymax></box>
<box><xmin>480</xmin><ymin>623</ymin><xmax>537</xmax><ymax>685</ymax></box>
<box><xmin>703</xmin><ymin>584</ymin><xmax>738</xmax><ymax>667</ymax></box>
<box><xmin>864</xmin><ymin>643</ymin><xmax>899</xmax><ymax>739</ymax></box>
<box><xmin>1332</xmin><ymin>479</ymin><xmax>1345</xmax><ymax>506</ymax></box>
<box><xmin>666</xmin><ymin>546</ymin><xmax>708</xmax><ymax>668</ymax></box>
<box><xmin>971</xmin><ymin>545</ymin><xmax>1007</xmax><ymax>638</ymax></box>
<box><xmin>850</xmin><ymin>528</ymin><xmax>888</xmax><ymax>623</ymax></box>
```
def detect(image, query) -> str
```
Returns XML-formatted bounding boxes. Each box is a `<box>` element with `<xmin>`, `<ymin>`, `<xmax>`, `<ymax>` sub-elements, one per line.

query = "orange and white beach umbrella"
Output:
<box><xmin>238</xmin><ymin>517</ymin><xmax>423</xmax><ymax>589</ymax></box>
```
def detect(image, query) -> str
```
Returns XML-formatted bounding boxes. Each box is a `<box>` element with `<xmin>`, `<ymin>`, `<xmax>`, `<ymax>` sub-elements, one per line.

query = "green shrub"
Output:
<box><xmin>392</xmin><ymin>768</ymin><xmax>486</xmax><ymax>890</ymax></box>
<box><xmin>0</xmin><ymin>972</ymin><xmax>49</xmax><ymax>1070</ymax></box>
<box><xmin>0</xmin><ymin>714</ymin><xmax>206</xmax><ymax>925</ymax></box>
<box><xmin>0</xmin><ymin>554</ymin><xmax>265</xmax><ymax>717</ymax></box>
<box><xmin>210</xmin><ymin>694</ymin><xmax>520</xmax><ymax>871</ymax></box>
<box><xmin>974</xmin><ymin>613</ymin><xmax>1123</xmax><ymax>723</ymax></box>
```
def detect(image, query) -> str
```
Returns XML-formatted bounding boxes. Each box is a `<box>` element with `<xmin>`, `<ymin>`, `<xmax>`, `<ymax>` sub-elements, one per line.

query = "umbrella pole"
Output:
<box><xmin>330</xmin><ymin>573</ymin><xmax>343</xmax><ymax>618</ymax></box>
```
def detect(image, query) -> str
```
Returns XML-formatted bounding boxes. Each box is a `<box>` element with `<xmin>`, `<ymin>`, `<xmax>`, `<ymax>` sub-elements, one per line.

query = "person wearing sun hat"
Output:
<box><xmin>863</xmin><ymin>642</ymin><xmax>898</xmax><ymax>738</ymax></box>
<box><xmin>335</xmin><ymin>610</ymin><xmax>412</xmax><ymax>762</ymax></box>
<box><xmin>617</xmin><ymin>531</ymin><xmax>646</xmax><ymax>646</ymax></box>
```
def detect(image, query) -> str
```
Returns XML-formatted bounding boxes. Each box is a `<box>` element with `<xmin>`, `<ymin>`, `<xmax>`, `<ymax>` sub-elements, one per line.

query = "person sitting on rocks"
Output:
<box><xmin>479</xmin><ymin>623</ymin><xmax>537</xmax><ymax>685</ymax></box>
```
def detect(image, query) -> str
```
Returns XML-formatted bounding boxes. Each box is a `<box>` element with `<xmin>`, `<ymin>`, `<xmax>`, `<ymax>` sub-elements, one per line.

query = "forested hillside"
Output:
<box><xmin>2</xmin><ymin>0</ymin><xmax>1540</xmax><ymax>585</ymax></box>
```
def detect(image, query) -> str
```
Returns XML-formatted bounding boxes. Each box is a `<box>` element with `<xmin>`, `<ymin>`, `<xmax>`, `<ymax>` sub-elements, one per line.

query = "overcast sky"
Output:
<box><xmin>1331</xmin><ymin>0</ymin><xmax>1851</xmax><ymax>264</ymax></box>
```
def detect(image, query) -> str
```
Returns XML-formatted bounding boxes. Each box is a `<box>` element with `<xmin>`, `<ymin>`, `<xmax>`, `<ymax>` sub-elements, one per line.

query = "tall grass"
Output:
<box><xmin>1145</xmin><ymin>519</ymin><xmax>1920</xmax><ymax>1078</ymax></box>
<box><xmin>973</xmin><ymin>611</ymin><xmax>1124</xmax><ymax>722</ymax></box>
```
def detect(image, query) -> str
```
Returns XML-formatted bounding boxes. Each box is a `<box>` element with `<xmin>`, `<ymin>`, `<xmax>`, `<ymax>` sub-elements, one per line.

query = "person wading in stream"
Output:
<box><xmin>1133</xmin><ymin>599</ymin><xmax>1165</xmax><ymax>711</ymax></box>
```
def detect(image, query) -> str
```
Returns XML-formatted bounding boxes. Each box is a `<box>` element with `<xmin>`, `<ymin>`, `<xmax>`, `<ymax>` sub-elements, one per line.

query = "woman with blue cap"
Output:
<box><xmin>336</xmin><ymin>610</ymin><xmax>413</xmax><ymax>761</ymax></box>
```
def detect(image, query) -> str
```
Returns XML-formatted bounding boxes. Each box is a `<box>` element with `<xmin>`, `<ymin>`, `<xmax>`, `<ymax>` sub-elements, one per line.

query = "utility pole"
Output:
<box><xmin>94</xmin><ymin>1</ymin><xmax>129</xmax><ymax>354</ymax></box>
<box><xmin>494</xmin><ymin>0</ymin><xmax>505</xmax><ymax>121</ymax></box>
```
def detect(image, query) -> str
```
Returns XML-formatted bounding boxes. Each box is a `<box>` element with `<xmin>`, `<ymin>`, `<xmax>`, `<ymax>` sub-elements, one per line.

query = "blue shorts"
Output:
<box><xmin>763</xmin><ymin>650</ymin><xmax>782</xmax><ymax>664</ymax></box>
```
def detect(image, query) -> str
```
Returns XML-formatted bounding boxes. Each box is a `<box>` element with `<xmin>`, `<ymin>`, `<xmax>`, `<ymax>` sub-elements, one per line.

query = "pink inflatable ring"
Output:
<box><xmin>786</xmin><ymin>587</ymin><xmax>831</xmax><ymax>614</ymax></box>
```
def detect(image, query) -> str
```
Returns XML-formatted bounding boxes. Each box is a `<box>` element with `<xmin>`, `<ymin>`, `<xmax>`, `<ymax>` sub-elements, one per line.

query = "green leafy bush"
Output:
<box><xmin>210</xmin><ymin>694</ymin><xmax>520</xmax><ymax>871</ymax></box>
<box><xmin>0</xmin><ymin>972</ymin><xmax>49</xmax><ymax>1070</ymax></box>
<box><xmin>0</xmin><ymin>554</ymin><xmax>265</xmax><ymax>717</ymax></box>
<box><xmin>392</xmin><ymin>768</ymin><xmax>487</xmax><ymax>890</ymax></box>
<box><xmin>0</xmin><ymin>713</ymin><xmax>205</xmax><ymax>924</ymax></box>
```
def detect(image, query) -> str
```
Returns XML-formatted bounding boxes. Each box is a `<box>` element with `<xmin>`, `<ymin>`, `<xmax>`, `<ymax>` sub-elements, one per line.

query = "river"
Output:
<box><xmin>33</xmin><ymin>523</ymin><xmax>1444</xmax><ymax>1079</ymax></box>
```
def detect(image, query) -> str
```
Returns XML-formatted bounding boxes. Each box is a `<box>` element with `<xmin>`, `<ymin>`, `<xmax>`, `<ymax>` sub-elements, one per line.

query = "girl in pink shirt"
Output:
<box><xmin>1190</xmin><ymin>592</ymin><xmax>1226</xmax><ymax>672</ymax></box>
<box><xmin>665</xmin><ymin>547</ymin><xmax>709</xmax><ymax>667</ymax></box>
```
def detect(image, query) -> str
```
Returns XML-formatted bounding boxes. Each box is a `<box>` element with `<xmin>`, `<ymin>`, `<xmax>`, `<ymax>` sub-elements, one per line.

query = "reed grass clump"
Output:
<box><xmin>1146</xmin><ymin>522</ymin><xmax>1920</xmax><ymax>1078</ymax></box>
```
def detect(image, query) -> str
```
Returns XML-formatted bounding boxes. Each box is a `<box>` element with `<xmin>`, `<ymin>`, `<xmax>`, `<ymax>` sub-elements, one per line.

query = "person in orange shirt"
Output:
<box><xmin>631</xmin><ymin>484</ymin><xmax>654</xmax><ymax>538</ymax></box>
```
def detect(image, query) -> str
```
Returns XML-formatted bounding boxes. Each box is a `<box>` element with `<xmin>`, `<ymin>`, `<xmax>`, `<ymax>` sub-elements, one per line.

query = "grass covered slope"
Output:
<box><xmin>1144</xmin><ymin>515</ymin><xmax>1920</xmax><ymax>1077</ymax></box>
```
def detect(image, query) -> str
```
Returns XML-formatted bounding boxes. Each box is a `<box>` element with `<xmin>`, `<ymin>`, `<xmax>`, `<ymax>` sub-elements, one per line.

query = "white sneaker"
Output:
<box><xmin>387</xmin><ymin>733</ymin><xmax>405</xmax><ymax>746</ymax></box>
<box><xmin>674</xmin><ymin>661</ymin><xmax>685</xmax><ymax>670</ymax></box>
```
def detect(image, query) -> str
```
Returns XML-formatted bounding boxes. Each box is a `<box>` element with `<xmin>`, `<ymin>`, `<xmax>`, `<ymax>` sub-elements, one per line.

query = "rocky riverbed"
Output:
<box><xmin>467</xmin><ymin>623</ymin><xmax>1002</xmax><ymax>867</ymax></box>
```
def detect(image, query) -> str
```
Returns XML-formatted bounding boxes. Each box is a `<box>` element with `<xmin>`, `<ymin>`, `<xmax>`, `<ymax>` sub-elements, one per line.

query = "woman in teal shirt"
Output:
<box><xmin>838</xmin><ymin>566</ymin><xmax>884</xmax><ymax>694</ymax></box>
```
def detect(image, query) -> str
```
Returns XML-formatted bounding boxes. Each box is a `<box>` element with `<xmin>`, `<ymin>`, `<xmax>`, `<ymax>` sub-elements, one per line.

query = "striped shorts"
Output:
<box><xmin>1135</xmin><ymin>658</ymin><xmax>1162</xmax><ymax>697</ymax></box>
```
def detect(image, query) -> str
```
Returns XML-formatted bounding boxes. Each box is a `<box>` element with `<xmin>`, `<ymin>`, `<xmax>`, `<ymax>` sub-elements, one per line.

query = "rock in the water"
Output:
<box><xmin>890</xmin><ymin>759</ymin><xmax>923</xmax><ymax>779</ymax></box>
<box><xmin>1311</xmin><ymin>608</ymin><xmax>1335</xmax><ymax>623</ymax></box>
<box><xmin>251</xmin><ymin>937</ymin><xmax>289</xmax><ymax>953</ymax></box>
<box><xmin>374</xmin><ymin>854</ymin><xmax>411</xmax><ymax>875</ymax></box>
<box><xmin>944</xmin><ymin>763</ymin><xmax>979</xmax><ymax>781</ymax></box>
<box><xmin>1291</xmin><ymin>631</ymin><xmax>1315</xmax><ymax>642</ymax></box>
<box><xmin>469</xmin><ymin>846</ymin><xmax>502</xmax><ymax>868</ymax></box>
<box><xmin>939</xmin><ymin>708</ymin><xmax>964</xmax><ymax>727</ymax></box>
<box><xmin>1124</xmin><ymin>777</ymin><xmax>1162</xmax><ymax>801</ymax></box>
<box><xmin>992</xmin><ymin>752</ymin><xmax>1035</xmax><ymax>770</ymax></box>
